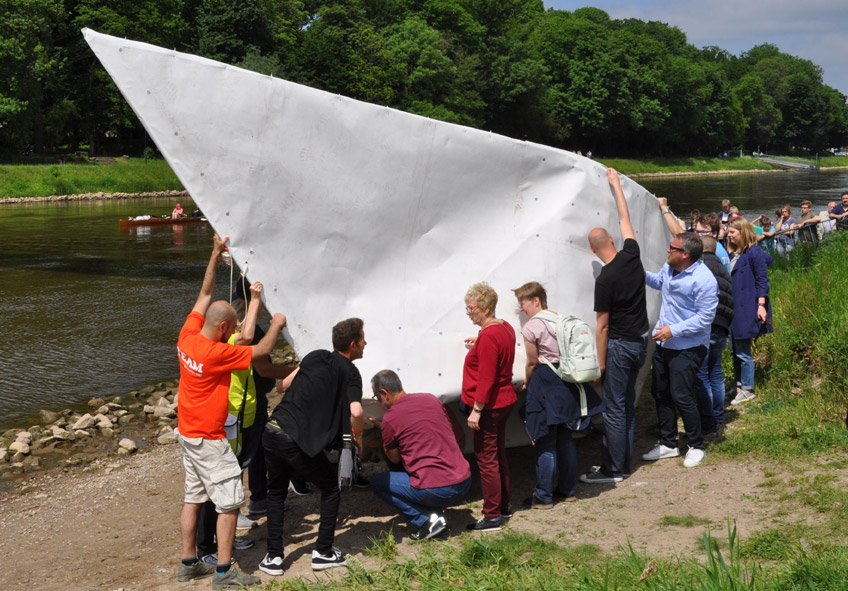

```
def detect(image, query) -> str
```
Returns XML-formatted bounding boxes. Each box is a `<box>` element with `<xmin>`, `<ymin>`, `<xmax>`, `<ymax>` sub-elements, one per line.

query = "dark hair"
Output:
<box><xmin>512</xmin><ymin>281</ymin><xmax>548</xmax><ymax>308</ymax></box>
<box><xmin>371</xmin><ymin>369</ymin><xmax>403</xmax><ymax>396</ymax></box>
<box><xmin>701</xmin><ymin>212</ymin><xmax>720</xmax><ymax>236</ymax></box>
<box><xmin>677</xmin><ymin>232</ymin><xmax>703</xmax><ymax>262</ymax></box>
<box><xmin>332</xmin><ymin>318</ymin><xmax>363</xmax><ymax>353</ymax></box>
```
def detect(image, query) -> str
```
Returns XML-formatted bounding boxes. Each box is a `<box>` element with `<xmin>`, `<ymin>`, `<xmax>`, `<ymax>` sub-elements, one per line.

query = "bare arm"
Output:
<box><xmin>277</xmin><ymin>366</ymin><xmax>300</xmax><ymax>393</ymax></box>
<box><xmin>608</xmin><ymin>168</ymin><xmax>636</xmax><ymax>241</ymax></box>
<box><xmin>250</xmin><ymin>313</ymin><xmax>286</xmax><ymax>359</ymax></box>
<box><xmin>595</xmin><ymin>311</ymin><xmax>610</xmax><ymax>373</ymax></box>
<box><xmin>521</xmin><ymin>337</ymin><xmax>539</xmax><ymax>393</ymax></box>
<box><xmin>233</xmin><ymin>282</ymin><xmax>263</xmax><ymax>345</ymax></box>
<box><xmin>383</xmin><ymin>445</ymin><xmax>401</xmax><ymax>464</ymax></box>
<box><xmin>657</xmin><ymin>197</ymin><xmax>685</xmax><ymax>236</ymax></box>
<box><xmin>350</xmin><ymin>401</ymin><xmax>365</xmax><ymax>457</ymax></box>
<box><xmin>192</xmin><ymin>234</ymin><xmax>228</xmax><ymax>315</ymax></box>
<box><xmin>252</xmin><ymin>355</ymin><xmax>297</xmax><ymax>380</ymax></box>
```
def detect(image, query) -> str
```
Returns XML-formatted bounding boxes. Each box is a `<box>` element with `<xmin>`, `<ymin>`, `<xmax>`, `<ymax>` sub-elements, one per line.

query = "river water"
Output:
<box><xmin>1</xmin><ymin>169</ymin><xmax>847</xmax><ymax>431</ymax></box>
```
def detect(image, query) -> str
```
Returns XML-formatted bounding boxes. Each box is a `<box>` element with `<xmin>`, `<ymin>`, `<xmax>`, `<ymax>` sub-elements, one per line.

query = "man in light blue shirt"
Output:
<box><xmin>642</xmin><ymin>233</ymin><xmax>718</xmax><ymax>469</ymax></box>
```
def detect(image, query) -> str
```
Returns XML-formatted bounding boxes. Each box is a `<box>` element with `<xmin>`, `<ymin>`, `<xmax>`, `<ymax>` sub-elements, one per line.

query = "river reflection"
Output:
<box><xmin>638</xmin><ymin>169</ymin><xmax>848</xmax><ymax>222</ymax></box>
<box><xmin>1</xmin><ymin>169</ymin><xmax>847</xmax><ymax>430</ymax></box>
<box><xmin>0</xmin><ymin>198</ymin><xmax>220</xmax><ymax>430</ymax></box>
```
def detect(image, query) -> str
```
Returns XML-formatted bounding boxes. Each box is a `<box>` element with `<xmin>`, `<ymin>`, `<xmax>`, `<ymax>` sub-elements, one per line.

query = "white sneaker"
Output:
<box><xmin>236</xmin><ymin>512</ymin><xmax>257</xmax><ymax>530</ymax></box>
<box><xmin>258</xmin><ymin>553</ymin><xmax>284</xmax><ymax>576</ymax></box>
<box><xmin>641</xmin><ymin>443</ymin><xmax>680</xmax><ymax>461</ymax></box>
<box><xmin>731</xmin><ymin>390</ymin><xmax>756</xmax><ymax>405</ymax></box>
<box><xmin>684</xmin><ymin>448</ymin><xmax>706</xmax><ymax>468</ymax></box>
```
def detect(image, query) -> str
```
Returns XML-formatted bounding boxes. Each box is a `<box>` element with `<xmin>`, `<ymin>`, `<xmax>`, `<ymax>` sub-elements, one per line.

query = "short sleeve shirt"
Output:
<box><xmin>521</xmin><ymin>317</ymin><xmax>559</xmax><ymax>364</ymax></box>
<box><xmin>381</xmin><ymin>393</ymin><xmax>470</xmax><ymax>489</ymax></box>
<box><xmin>594</xmin><ymin>238</ymin><xmax>650</xmax><ymax>340</ymax></box>
<box><xmin>177</xmin><ymin>311</ymin><xmax>253</xmax><ymax>439</ymax></box>
<box><xmin>270</xmin><ymin>350</ymin><xmax>363</xmax><ymax>457</ymax></box>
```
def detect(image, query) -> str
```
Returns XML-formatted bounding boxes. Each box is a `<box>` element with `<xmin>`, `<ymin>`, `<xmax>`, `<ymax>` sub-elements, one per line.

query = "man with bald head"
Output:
<box><xmin>176</xmin><ymin>233</ymin><xmax>286</xmax><ymax>589</ymax></box>
<box><xmin>580</xmin><ymin>169</ymin><xmax>649</xmax><ymax>485</ymax></box>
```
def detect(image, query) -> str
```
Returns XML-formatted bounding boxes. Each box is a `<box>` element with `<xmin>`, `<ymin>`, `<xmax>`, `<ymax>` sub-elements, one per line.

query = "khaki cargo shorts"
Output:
<box><xmin>179</xmin><ymin>434</ymin><xmax>244</xmax><ymax>512</ymax></box>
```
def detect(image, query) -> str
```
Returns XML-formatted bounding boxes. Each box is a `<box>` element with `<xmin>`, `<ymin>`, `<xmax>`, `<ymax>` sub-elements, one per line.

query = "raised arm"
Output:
<box><xmin>657</xmin><ymin>197</ymin><xmax>685</xmax><ymax>236</ymax></box>
<box><xmin>233</xmin><ymin>281</ymin><xmax>263</xmax><ymax>345</ymax></box>
<box><xmin>607</xmin><ymin>168</ymin><xmax>636</xmax><ymax>242</ymax></box>
<box><xmin>192</xmin><ymin>234</ymin><xmax>229</xmax><ymax>315</ymax></box>
<box><xmin>251</xmin><ymin>313</ymin><xmax>286</xmax><ymax>359</ymax></box>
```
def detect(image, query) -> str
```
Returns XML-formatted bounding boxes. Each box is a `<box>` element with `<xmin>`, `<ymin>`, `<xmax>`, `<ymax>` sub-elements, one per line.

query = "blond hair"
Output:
<box><xmin>465</xmin><ymin>282</ymin><xmax>498</xmax><ymax>316</ymax></box>
<box><xmin>727</xmin><ymin>218</ymin><xmax>758</xmax><ymax>253</ymax></box>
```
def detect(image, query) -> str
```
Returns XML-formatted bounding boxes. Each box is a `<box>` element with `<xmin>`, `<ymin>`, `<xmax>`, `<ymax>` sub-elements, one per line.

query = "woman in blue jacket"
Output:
<box><xmin>726</xmin><ymin>218</ymin><xmax>774</xmax><ymax>405</ymax></box>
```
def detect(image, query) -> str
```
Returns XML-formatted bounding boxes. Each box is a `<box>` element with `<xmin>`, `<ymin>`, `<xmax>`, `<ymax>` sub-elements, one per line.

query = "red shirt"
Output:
<box><xmin>177</xmin><ymin>311</ymin><xmax>252</xmax><ymax>439</ymax></box>
<box><xmin>461</xmin><ymin>321</ymin><xmax>517</xmax><ymax>409</ymax></box>
<box><xmin>381</xmin><ymin>393</ymin><xmax>470</xmax><ymax>489</ymax></box>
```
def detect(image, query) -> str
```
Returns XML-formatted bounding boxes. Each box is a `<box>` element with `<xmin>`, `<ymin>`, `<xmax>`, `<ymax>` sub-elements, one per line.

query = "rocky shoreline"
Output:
<box><xmin>0</xmin><ymin>348</ymin><xmax>299</xmax><ymax>489</ymax></box>
<box><xmin>0</xmin><ymin>379</ymin><xmax>181</xmax><ymax>485</ymax></box>
<box><xmin>0</xmin><ymin>189</ymin><xmax>188</xmax><ymax>205</ymax></box>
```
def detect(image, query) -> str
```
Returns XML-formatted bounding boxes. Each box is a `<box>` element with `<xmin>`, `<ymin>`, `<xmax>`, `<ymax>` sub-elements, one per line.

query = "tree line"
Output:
<box><xmin>3</xmin><ymin>0</ymin><xmax>847</xmax><ymax>161</ymax></box>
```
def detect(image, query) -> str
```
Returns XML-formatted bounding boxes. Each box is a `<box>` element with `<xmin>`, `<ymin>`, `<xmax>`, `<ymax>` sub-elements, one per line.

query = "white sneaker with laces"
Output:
<box><xmin>684</xmin><ymin>447</ymin><xmax>706</xmax><ymax>468</ymax></box>
<box><xmin>641</xmin><ymin>443</ymin><xmax>680</xmax><ymax>461</ymax></box>
<box><xmin>258</xmin><ymin>553</ymin><xmax>284</xmax><ymax>576</ymax></box>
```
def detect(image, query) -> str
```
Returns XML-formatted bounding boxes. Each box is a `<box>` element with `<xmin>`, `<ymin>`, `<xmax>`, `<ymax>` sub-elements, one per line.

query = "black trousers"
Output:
<box><xmin>651</xmin><ymin>345</ymin><xmax>708</xmax><ymax>451</ymax></box>
<box><xmin>263</xmin><ymin>424</ymin><xmax>340</xmax><ymax>559</ymax></box>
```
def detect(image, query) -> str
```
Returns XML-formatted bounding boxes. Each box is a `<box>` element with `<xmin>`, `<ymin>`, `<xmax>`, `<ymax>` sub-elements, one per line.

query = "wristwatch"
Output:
<box><xmin>663</xmin><ymin>208</ymin><xmax>672</xmax><ymax>215</ymax></box>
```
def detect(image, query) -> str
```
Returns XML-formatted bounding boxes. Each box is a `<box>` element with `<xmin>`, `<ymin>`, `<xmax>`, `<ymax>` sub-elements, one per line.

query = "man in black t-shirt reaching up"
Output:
<box><xmin>581</xmin><ymin>168</ymin><xmax>650</xmax><ymax>485</ymax></box>
<box><xmin>259</xmin><ymin>318</ymin><xmax>367</xmax><ymax>577</ymax></box>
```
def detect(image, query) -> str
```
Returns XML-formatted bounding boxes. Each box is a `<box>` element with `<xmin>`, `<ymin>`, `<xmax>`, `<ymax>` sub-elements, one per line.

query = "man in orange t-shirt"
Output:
<box><xmin>176</xmin><ymin>234</ymin><xmax>287</xmax><ymax>589</ymax></box>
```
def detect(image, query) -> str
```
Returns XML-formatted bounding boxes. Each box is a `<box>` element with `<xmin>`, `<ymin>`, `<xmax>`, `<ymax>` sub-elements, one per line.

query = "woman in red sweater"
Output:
<box><xmin>461</xmin><ymin>282</ymin><xmax>517</xmax><ymax>531</ymax></box>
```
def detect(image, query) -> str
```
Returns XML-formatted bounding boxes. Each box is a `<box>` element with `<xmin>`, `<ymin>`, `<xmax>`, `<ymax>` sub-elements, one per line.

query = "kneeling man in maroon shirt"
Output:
<box><xmin>369</xmin><ymin>370</ymin><xmax>471</xmax><ymax>540</ymax></box>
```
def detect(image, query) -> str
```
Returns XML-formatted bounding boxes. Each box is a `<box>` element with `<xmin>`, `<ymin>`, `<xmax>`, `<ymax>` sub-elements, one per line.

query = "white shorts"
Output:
<box><xmin>179</xmin><ymin>434</ymin><xmax>244</xmax><ymax>512</ymax></box>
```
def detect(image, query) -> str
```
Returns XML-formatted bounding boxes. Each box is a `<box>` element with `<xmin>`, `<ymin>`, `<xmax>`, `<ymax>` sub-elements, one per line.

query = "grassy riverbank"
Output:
<box><xmin>3</xmin><ymin>155</ymin><xmax>848</xmax><ymax>200</ymax></box>
<box><xmin>257</xmin><ymin>236</ymin><xmax>848</xmax><ymax>591</ymax></box>
<box><xmin>599</xmin><ymin>154</ymin><xmax>848</xmax><ymax>176</ymax></box>
<box><xmin>0</xmin><ymin>158</ymin><xmax>183</xmax><ymax>198</ymax></box>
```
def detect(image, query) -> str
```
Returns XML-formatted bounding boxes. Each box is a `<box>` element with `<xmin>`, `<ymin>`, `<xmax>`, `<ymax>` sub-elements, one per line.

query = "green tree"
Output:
<box><xmin>0</xmin><ymin>0</ymin><xmax>65</xmax><ymax>158</ymax></box>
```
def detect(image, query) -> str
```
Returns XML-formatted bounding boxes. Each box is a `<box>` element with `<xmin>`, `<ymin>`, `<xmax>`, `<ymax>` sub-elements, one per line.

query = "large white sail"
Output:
<box><xmin>84</xmin><ymin>29</ymin><xmax>666</xmax><ymax>419</ymax></box>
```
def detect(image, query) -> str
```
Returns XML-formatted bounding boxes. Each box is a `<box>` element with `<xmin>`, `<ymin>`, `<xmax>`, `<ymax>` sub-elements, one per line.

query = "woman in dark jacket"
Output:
<box><xmin>513</xmin><ymin>282</ymin><xmax>602</xmax><ymax>509</ymax></box>
<box><xmin>726</xmin><ymin>218</ymin><xmax>774</xmax><ymax>405</ymax></box>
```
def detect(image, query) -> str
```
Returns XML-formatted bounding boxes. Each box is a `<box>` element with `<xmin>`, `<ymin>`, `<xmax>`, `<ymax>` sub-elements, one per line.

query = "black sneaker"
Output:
<box><xmin>466</xmin><ymin>516</ymin><xmax>502</xmax><ymax>532</ymax></box>
<box><xmin>354</xmin><ymin>474</ymin><xmax>371</xmax><ymax>488</ymax></box>
<box><xmin>410</xmin><ymin>513</ymin><xmax>449</xmax><ymax>540</ymax></box>
<box><xmin>501</xmin><ymin>503</ymin><xmax>514</xmax><ymax>519</ymax></box>
<box><xmin>258</xmin><ymin>553</ymin><xmax>284</xmax><ymax>576</ymax></box>
<box><xmin>311</xmin><ymin>546</ymin><xmax>347</xmax><ymax>570</ymax></box>
<box><xmin>248</xmin><ymin>497</ymin><xmax>267</xmax><ymax>515</ymax></box>
<box><xmin>579</xmin><ymin>467</ymin><xmax>623</xmax><ymax>484</ymax></box>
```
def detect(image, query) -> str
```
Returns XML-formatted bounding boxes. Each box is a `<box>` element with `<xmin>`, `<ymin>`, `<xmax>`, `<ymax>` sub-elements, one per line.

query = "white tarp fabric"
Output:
<box><xmin>84</xmin><ymin>29</ymin><xmax>667</xmax><ymax>406</ymax></box>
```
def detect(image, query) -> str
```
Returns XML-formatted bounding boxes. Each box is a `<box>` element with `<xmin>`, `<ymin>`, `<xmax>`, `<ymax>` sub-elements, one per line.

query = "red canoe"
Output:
<box><xmin>119</xmin><ymin>216</ymin><xmax>207</xmax><ymax>228</ymax></box>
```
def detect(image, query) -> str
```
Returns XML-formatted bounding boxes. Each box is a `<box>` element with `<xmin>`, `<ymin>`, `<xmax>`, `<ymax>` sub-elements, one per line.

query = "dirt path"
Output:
<box><xmin>2</xmin><ymin>407</ymin><xmax>800</xmax><ymax>591</ymax></box>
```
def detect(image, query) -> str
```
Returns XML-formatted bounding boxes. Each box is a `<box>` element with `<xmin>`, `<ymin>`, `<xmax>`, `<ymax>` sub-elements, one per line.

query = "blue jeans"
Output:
<box><xmin>695</xmin><ymin>329</ymin><xmax>727</xmax><ymax>431</ymax></box>
<box><xmin>534</xmin><ymin>425</ymin><xmax>575</xmax><ymax>502</ymax></box>
<box><xmin>372</xmin><ymin>471</ymin><xmax>471</xmax><ymax>528</ymax></box>
<box><xmin>601</xmin><ymin>338</ymin><xmax>647</xmax><ymax>477</ymax></box>
<box><xmin>651</xmin><ymin>345</ymin><xmax>707</xmax><ymax>451</ymax></box>
<box><xmin>731</xmin><ymin>336</ymin><xmax>755</xmax><ymax>391</ymax></box>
